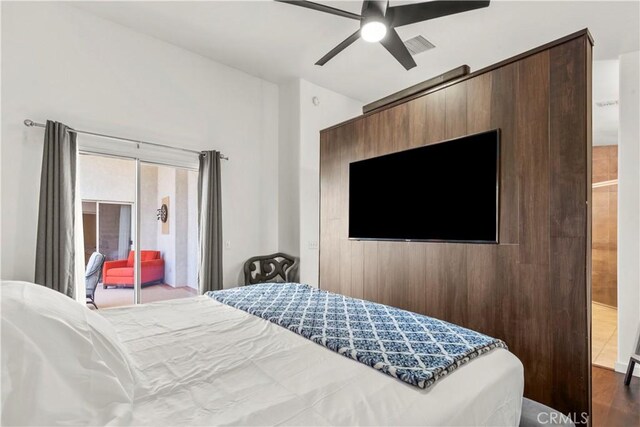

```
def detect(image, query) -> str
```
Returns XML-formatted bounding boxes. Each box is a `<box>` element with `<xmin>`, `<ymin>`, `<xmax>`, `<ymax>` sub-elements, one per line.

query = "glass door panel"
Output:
<box><xmin>98</xmin><ymin>203</ymin><xmax>132</xmax><ymax>262</ymax></box>
<box><xmin>97</xmin><ymin>202</ymin><xmax>134</xmax><ymax>307</ymax></box>
<box><xmin>140</xmin><ymin>163</ymin><xmax>198</xmax><ymax>303</ymax></box>
<box><xmin>79</xmin><ymin>153</ymin><xmax>136</xmax><ymax>309</ymax></box>
<box><xmin>82</xmin><ymin>201</ymin><xmax>97</xmax><ymax>266</ymax></box>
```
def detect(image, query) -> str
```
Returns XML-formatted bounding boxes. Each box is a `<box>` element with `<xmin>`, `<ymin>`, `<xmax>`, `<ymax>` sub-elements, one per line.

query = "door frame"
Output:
<box><xmin>78</xmin><ymin>151</ymin><xmax>197</xmax><ymax>305</ymax></box>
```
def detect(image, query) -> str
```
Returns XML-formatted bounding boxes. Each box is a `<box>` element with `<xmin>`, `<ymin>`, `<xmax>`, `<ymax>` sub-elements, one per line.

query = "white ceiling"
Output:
<box><xmin>70</xmin><ymin>1</ymin><xmax>639</xmax><ymax>103</ymax></box>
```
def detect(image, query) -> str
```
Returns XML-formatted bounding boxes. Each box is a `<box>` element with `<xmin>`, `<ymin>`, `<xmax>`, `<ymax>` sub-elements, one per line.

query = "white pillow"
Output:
<box><xmin>1</xmin><ymin>281</ymin><xmax>134</xmax><ymax>425</ymax></box>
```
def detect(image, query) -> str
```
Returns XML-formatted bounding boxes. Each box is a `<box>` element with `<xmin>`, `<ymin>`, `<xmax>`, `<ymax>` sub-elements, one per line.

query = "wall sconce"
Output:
<box><xmin>157</xmin><ymin>203</ymin><xmax>168</xmax><ymax>223</ymax></box>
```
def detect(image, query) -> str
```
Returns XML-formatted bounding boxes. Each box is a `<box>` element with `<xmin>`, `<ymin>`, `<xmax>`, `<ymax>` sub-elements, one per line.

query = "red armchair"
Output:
<box><xmin>102</xmin><ymin>250</ymin><xmax>164</xmax><ymax>288</ymax></box>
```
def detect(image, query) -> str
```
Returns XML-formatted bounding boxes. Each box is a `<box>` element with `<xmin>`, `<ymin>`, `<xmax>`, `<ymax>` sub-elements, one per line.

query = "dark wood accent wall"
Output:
<box><xmin>362</xmin><ymin>65</ymin><xmax>470</xmax><ymax>114</ymax></box>
<box><xmin>320</xmin><ymin>31</ymin><xmax>593</xmax><ymax>417</ymax></box>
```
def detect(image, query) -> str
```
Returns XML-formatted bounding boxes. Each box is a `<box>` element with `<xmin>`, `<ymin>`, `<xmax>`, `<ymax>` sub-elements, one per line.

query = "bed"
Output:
<box><xmin>1</xmin><ymin>281</ymin><xmax>524</xmax><ymax>426</ymax></box>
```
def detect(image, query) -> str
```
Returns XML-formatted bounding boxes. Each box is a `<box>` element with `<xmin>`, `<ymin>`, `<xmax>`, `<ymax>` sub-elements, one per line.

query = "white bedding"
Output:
<box><xmin>101</xmin><ymin>295</ymin><xmax>524</xmax><ymax>426</ymax></box>
<box><xmin>1</xmin><ymin>281</ymin><xmax>135</xmax><ymax>426</ymax></box>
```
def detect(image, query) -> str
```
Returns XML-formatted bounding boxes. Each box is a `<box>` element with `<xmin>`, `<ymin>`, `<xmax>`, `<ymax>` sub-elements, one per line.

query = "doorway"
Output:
<box><xmin>590</xmin><ymin>58</ymin><xmax>620</xmax><ymax>376</ymax></box>
<box><xmin>591</xmin><ymin>145</ymin><xmax>618</xmax><ymax>370</ymax></box>
<box><xmin>78</xmin><ymin>153</ymin><xmax>198</xmax><ymax>309</ymax></box>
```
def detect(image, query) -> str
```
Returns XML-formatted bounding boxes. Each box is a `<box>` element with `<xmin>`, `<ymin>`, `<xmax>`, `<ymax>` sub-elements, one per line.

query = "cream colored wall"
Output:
<box><xmin>140</xmin><ymin>165</ymin><xmax>159</xmax><ymax>251</ymax></box>
<box><xmin>156</xmin><ymin>166</ymin><xmax>176</xmax><ymax>286</ymax></box>
<box><xmin>146</xmin><ymin>164</ymin><xmax>197</xmax><ymax>288</ymax></box>
<box><xmin>174</xmin><ymin>169</ymin><xmax>189</xmax><ymax>287</ymax></box>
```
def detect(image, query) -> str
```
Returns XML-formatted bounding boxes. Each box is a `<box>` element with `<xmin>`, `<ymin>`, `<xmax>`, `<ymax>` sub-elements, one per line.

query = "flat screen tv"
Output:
<box><xmin>349</xmin><ymin>129</ymin><xmax>499</xmax><ymax>243</ymax></box>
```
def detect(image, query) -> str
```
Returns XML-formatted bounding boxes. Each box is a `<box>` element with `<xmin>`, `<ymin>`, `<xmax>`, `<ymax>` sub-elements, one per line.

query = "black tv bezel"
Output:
<box><xmin>347</xmin><ymin>128</ymin><xmax>501</xmax><ymax>244</ymax></box>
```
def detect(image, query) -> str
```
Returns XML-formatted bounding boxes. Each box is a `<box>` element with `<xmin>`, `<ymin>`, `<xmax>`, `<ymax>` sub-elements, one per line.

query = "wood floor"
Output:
<box><xmin>592</xmin><ymin>366</ymin><xmax>639</xmax><ymax>426</ymax></box>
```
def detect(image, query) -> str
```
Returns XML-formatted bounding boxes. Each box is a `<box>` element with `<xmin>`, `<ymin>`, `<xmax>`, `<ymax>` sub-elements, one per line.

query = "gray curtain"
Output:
<box><xmin>198</xmin><ymin>150</ymin><xmax>223</xmax><ymax>293</ymax></box>
<box><xmin>35</xmin><ymin>120</ymin><xmax>77</xmax><ymax>298</ymax></box>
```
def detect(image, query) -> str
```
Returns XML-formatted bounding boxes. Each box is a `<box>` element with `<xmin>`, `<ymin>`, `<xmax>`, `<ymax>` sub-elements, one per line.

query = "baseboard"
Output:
<box><xmin>592</xmin><ymin>362</ymin><xmax>615</xmax><ymax>371</ymax></box>
<box><xmin>615</xmin><ymin>360</ymin><xmax>640</xmax><ymax>377</ymax></box>
<box><xmin>592</xmin><ymin>300</ymin><xmax>617</xmax><ymax>310</ymax></box>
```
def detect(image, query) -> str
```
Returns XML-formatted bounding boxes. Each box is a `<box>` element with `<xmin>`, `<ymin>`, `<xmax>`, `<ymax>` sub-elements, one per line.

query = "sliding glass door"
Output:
<box><xmin>139</xmin><ymin>163</ymin><xmax>198</xmax><ymax>304</ymax></box>
<box><xmin>79</xmin><ymin>153</ymin><xmax>198</xmax><ymax>309</ymax></box>
<box><xmin>79</xmin><ymin>154</ymin><xmax>136</xmax><ymax>308</ymax></box>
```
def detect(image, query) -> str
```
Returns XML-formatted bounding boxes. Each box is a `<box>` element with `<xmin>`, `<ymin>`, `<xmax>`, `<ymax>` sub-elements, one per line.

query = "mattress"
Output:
<box><xmin>100</xmin><ymin>295</ymin><xmax>524</xmax><ymax>426</ymax></box>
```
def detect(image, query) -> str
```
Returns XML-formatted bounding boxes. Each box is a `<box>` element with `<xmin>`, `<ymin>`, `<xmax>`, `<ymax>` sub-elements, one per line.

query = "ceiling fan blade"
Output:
<box><xmin>379</xmin><ymin>28</ymin><xmax>417</xmax><ymax>70</ymax></box>
<box><xmin>275</xmin><ymin>0</ymin><xmax>362</xmax><ymax>20</ymax></box>
<box><xmin>388</xmin><ymin>0</ymin><xmax>490</xmax><ymax>27</ymax></box>
<box><xmin>315</xmin><ymin>30</ymin><xmax>361</xmax><ymax>66</ymax></box>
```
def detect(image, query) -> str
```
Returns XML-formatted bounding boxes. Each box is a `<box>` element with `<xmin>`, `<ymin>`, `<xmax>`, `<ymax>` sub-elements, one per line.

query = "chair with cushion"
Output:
<box><xmin>102</xmin><ymin>250</ymin><xmax>164</xmax><ymax>288</ymax></box>
<box><xmin>243</xmin><ymin>253</ymin><xmax>299</xmax><ymax>285</ymax></box>
<box><xmin>85</xmin><ymin>252</ymin><xmax>105</xmax><ymax>309</ymax></box>
<box><xmin>519</xmin><ymin>398</ymin><xmax>575</xmax><ymax>426</ymax></box>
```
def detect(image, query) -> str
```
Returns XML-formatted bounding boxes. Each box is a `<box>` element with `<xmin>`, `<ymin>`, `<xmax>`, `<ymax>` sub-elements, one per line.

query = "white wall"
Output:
<box><xmin>277</xmin><ymin>78</ymin><xmax>361</xmax><ymax>285</ymax></box>
<box><xmin>1</xmin><ymin>2</ymin><xmax>279</xmax><ymax>288</ymax></box>
<box><xmin>277</xmin><ymin>80</ymin><xmax>301</xmax><ymax>257</ymax></box>
<box><xmin>298</xmin><ymin>80</ymin><xmax>361</xmax><ymax>285</ymax></box>
<box><xmin>617</xmin><ymin>50</ymin><xmax>640</xmax><ymax>376</ymax></box>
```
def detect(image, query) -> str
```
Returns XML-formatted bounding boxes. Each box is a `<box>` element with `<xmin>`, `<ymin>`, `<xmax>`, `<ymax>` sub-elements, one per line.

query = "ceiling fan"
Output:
<box><xmin>276</xmin><ymin>0</ymin><xmax>490</xmax><ymax>70</ymax></box>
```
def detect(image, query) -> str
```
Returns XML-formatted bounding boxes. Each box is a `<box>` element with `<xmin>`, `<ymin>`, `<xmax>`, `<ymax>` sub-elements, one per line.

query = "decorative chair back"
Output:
<box><xmin>85</xmin><ymin>252</ymin><xmax>106</xmax><ymax>294</ymax></box>
<box><xmin>243</xmin><ymin>253</ymin><xmax>299</xmax><ymax>285</ymax></box>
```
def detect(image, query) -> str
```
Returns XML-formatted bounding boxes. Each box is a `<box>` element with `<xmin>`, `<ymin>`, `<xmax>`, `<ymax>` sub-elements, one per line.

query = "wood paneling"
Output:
<box><xmin>549</xmin><ymin>38</ymin><xmax>591</xmax><ymax>414</ymax></box>
<box><xmin>517</xmin><ymin>50</ymin><xmax>550</xmax><ymax>265</ymax></box>
<box><xmin>490</xmin><ymin>63</ymin><xmax>519</xmax><ymax>244</ymax></box>
<box><xmin>319</xmin><ymin>32</ymin><xmax>593</xmax><ymax>417</ymax></box>
<box><xmin>514</xmin><ymin>50</ymin><xmax>553</xmax><ymax>405</ymax></box>
<box><xmin>363</xmin><ymin>65</ymin><xmax>470</xmax><ymax>114</ymax></box>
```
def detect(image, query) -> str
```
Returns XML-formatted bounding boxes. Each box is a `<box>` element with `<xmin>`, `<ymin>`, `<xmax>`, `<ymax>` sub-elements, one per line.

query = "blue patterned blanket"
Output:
<box><xmin>207</xmin><ymin>283</ymin><xmax>506</xmax><ymax>389</ymax></box>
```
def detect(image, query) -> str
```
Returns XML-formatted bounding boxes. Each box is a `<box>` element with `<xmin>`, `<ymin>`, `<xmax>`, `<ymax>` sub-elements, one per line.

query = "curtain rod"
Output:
<box><xmin>23</xmin><ymin>119</ymin><xmax>229</xmax><ymax>160</ymax></box>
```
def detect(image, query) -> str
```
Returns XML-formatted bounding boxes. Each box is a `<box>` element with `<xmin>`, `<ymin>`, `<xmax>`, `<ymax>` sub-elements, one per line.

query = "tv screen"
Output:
<box><xmin>349</xmin><ymin>129</ymin><xmax>499</xmax><ymax>243</ymax></box>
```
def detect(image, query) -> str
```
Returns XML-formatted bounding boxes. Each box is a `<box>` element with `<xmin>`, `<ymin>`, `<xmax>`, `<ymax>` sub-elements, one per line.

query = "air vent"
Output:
<box><xmin>404</xmin><ymin>35</ymin><xmax>435</xmax><ymax>56</ymax></box>
<box><xmin>596</xmin><ymin>100</ymin><xmax>618</xmax><ymax>107</ymax></box>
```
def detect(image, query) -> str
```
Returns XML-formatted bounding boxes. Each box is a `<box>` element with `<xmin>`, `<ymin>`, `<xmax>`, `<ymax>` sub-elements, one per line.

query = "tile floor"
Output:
<box><xmin>592</xmin><ymin>302</ymin><xmax>617</xmax><ymax>369</ymax></box>
<box><xmin>90</xmin><ymin>283</ymin><xmax>198</xmax><ymax>310</ymax></box>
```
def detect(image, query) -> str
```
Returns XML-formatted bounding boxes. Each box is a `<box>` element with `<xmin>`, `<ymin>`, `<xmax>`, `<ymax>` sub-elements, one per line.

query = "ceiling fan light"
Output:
<box><xmin>361</xmin><ymin>20</ymin><xmax>387</xmax><ymax>43</ymax></box>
